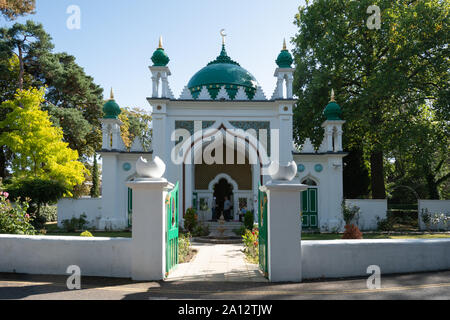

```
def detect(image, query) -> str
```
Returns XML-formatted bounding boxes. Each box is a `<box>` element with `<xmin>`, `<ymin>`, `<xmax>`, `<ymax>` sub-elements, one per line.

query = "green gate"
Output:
<box><xmin>166</xmin><ymin>182</ymin><xmax>179</xmax><ymax>276</ymax></box>
<box><xmin>127</xmin><ymin>188</ymin><xmax>133</xmax><ymax>228</ymax></box>
<box><xmin>258</xmin><ymin>184</ymin><xmax>268</xmax><ymax>278</ymax></box>
<box><xmin>301</xmin><ymin>188</ymin><xmax>318</xmax><ymax>229</ymax></box>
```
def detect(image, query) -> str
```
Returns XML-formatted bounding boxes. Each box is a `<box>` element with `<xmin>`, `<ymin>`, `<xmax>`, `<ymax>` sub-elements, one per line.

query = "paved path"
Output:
<box><xmin>166</xmin><ymin>243</ymin><xmax>267</xmax><ymax>282</ymax></box>
<box><xmin>1</xmin><ymin>270</ymin><xmax>449</xmax><ymax>300</ymax></box>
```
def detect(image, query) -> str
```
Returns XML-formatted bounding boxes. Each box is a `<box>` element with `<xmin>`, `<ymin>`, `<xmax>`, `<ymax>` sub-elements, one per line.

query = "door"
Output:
<box><xmin>301</xmin><ymin>188</ymin><xmax>318</xmax><ymax>229</ymax></box>
<box><xmin>166</xmin><ymin>182</ymin><xmax>179</xmax><ymax>276</ymax></box>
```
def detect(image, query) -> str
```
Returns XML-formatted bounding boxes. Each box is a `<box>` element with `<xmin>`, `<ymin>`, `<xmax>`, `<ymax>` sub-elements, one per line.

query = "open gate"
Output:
<box><xmin>258</xmin><ymin>184</ymin><xmax>268</xmax><ymax>278</ymax></box>
<box><xmin>165</xmin><ymin>182</ymin><xmax>179</xmax><ymax>276</ymax></box>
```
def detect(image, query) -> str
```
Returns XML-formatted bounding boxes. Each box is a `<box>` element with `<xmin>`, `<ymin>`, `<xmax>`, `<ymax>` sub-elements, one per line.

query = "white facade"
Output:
<box><xmin>58</xmin><ymin>42</ymin><xmax>348</xmax><ymax>232</ymax></box>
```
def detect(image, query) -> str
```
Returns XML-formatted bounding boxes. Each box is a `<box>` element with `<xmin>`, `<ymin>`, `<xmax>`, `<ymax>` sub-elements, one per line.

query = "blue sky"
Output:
<box><xmin>1</xmin><ymin>0</ymin><xmax>305</xmax><ymax>111</ymax></box>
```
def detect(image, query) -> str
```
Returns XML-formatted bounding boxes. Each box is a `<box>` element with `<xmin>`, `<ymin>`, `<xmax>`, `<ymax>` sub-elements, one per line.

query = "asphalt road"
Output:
<box><xmin>1</xmin><ymin>270</ymin><xmax>449</xmax><ymax>300</ymax></box>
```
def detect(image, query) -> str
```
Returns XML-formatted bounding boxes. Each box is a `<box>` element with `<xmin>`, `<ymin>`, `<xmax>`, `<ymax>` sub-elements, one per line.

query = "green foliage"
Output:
<box><xmin>61</xmin><ymin>213</ymin><xmax>88</xmax><ymax>233</ymax></box>
<box><xmin>0</xmin><ymin>190</ymin><xmax>35</xmax><ymax>235</ymax></box>
<box><xmin>376</xmin><ymin>216</ymin><xmax>395</xmax><ymax>232</ymax></box>
<box><xmin>244</xmin><ymin>210</ymin><xmax>254</xmax><ymax>230</ymax></box>
<box><xmin>342</xmin><ymin>201</ymin><xmax>360</xmax><ymax>225</ymax></box>
<box><xmin>90</xmin><ymin>155</ymin><xmax>100</xmax><ymax>198</ymax></box>
<box><xmin>184</xmin><ymin>207</ymin><xmax>197</xmax><ymax>233</ymax></box>
<box><xmin>0</xmin><ymin>0</ymin><xmax>35</xmax><ymax>20</ymax></box>
<box><xmin>0</xmin><ymin>88</ymin><xmax>88</xmax><ymax>192</ymax></box>
<box><xmin>119</xmin><ymin>107</ymin><xmax>152</xmax><ymax>151</ymax></box>
<box><xmin>192</xmin><ymin>223</ymin><xmax>210</xmax><ymax>237</ymax></box>
<box><xmin>80</xmin><ymin>230</ymin><xmax>93</xmax><ymax>237</ymax></box>
<box><xmin>178</xmin><ymin>233</ymin><xmax>192</xmax><ymax>263</ymax></box>
<box><xmin>292</xmin><ymin>0</ymin><xmax>449</xmax><ymax>199</ymax></box>
<box><xmin>242</xmin><ymin>228</ymin><xmax>259</xmax><ymax>264</ymax></box>
<box><xmin>233</xmin><ymin>225</ymin><xmax>247</xmax><ymax>236</ymax></box>
<box><xmin>39</xmin><ymin>205</ymin><xmax>57</xmax><ymax>222</ymax></box>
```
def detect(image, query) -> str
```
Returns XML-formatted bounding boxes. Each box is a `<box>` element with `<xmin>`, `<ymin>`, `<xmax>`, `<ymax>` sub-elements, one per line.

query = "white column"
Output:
<box><xmin>336</xmin><ymin>127</ymin><xmax>343</xmax><ymax>152</ymax></box>
<box><xmin>286</xmin><ymin>74</ymin><xmax>294</xmax><ymax>99</ymax></box>
<box><xmin>260</xmin><ymin>180</ymin><xmax>307</xmax><ymax>282</ymax></box>
<box><xmin>127</xmin><ymin>178</ymin><xmax>174</xmax><ymax>281</ymax></box>
<box><xmin>326</xmin><ymin>126</ymin><xmax>333</xmax><ymax>152</ymax></box>
<box><xmin>152</xmin><ymin>76</ymin><xmax>159</xmax><ymax>98</ymax></box>
<box><xmin>101</xmin><ymin>123</ymin><xmax>110</xmax><ymax>150</ymax></box>
<box><xmin>161</xmin><ymin>75</ymin><xmax>168</xmax><ymax>98</ymax></box>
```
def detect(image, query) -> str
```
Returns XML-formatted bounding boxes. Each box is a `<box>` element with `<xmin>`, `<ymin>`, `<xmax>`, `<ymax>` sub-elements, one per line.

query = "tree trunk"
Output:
<box><xmin>370</xmin><ymin>150</ymin><xmax>386</xmax><ymax>199</ymax></box>
<box><xmin>18</xmin><ymin>45</ymin><xmax>24</xmax><ymax>90</ymax></box>
<box><xmin>424</xmin><ymin>165</ymin><xmax>440</xmax><ymax>200</ymax></box>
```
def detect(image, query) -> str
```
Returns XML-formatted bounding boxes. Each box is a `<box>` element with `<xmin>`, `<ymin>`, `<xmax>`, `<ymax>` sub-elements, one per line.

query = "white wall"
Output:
<box><xmin>0</xmin><ymin>235</ymin><xmax>131</xmax><ymax>278</ymax></box>
<box><xmin>418</xmin><ymin>200</ymin><xmax>450</xmax><ymax>231</ymax></box>
<box><xmin>57</xmin><ymin>198</ymin><xmax>102</xmax><ymax>229</ymax></box>
<box><xmin>345</xmin><ymin>199</ymin><xmax>387</xmax><ymax>231</ymax></box>
<box><xmin>302</xmin><ymin>239</ymin><xmax>450</xmax><ymax>279</ymax></box>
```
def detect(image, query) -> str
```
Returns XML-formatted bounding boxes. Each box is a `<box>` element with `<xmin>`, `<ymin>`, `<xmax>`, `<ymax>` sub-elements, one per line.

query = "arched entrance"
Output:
<box><xmin>301</xmin><ymin>177</ymin><xmax>319</xmax><ymax>229</ymax></box>
<box><xmin>213</xmin><ymin>178</ymin><xmax>234</xmax><ymax>220</ymax></box>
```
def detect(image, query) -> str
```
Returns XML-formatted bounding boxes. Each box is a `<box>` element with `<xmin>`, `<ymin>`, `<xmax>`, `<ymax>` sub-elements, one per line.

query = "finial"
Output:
<box><xmin>110</xmin><ymin>87</ymin><xmax>114</xmax><ymax>100</ymax></box>
<box><xmin>158</xmin><ymin>36</ymin><xmax>163</xmax><ymax>49</ymax></box>
<box><xmin>220</xmin><ymin>29</ymin><xmax>227</xmax><ymax>45</ymax></box>
<box><xmin>330</xmin><ymin>89</ymin><xmax>335</xmax><ymax>102</ymax></box>
<box><xmin>283</xmin><ymin>38</ymin><xmax>287</xmax><ymax>50</ymax></box>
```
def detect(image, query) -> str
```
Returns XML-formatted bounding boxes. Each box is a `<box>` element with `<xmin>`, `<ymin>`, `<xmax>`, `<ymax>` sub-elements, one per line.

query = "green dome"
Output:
<box><xmin>187</xmin><ymin>45</ymin><xmax>258</xmax><ymax>100</ymax></box>
<box><xmin>324</xmin><ymin>101</ymin><xmax>342</xmax><ymax>120</ymax></box>
<box><xmin>276</xmin><ymin>49</ymin><xmax>293</xmax><ymax>68</ymax></box>
<box><xmin>151</xmin><ymin>48</ymin><xmax>170</xmax><ymax>67</ymax></box>
<box><xmin>103</xmin><ymin>92</ymin><xmax>121</xmax><ymax>119</ymax></box>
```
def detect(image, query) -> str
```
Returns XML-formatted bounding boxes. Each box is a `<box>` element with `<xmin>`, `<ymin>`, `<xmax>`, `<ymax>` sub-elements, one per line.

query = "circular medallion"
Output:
<box><xmin>314</xmin><ymin>164</ymin><xmax>323</xmax><ymax>173</ymax></box>
<box><xmin>123</xmin><ymin>162</ymin><xmax>132</xmax><ymax>172</ymax></box>
<box><xmin>297</xmin><ymin>164</ymin><xmax>305</xmax><ymax>173</ymax></box>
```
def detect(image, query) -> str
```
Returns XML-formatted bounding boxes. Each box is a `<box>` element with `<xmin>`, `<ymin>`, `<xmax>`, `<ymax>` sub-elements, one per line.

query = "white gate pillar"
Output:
<box><xmin>127</xmin><ymin>157</ymin><xmax>173</xmax><ymax>281</ymax></box>
<box><xmin>262</xmin><ymin>162</ymin><xmax>307</xmax><ymax>282</ymax></box>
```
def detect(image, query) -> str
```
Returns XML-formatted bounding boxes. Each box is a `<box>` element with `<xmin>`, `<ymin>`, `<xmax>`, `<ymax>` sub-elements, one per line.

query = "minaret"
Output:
<box><xmin>149</xmin><ymin>36</ymin><xmax>173</xmax><ymax>99</ymax></box>
<box><xmin>101</xmin><ymin>88</ymin><xmax>124</xmax><ymax>151</ymax></box>
<box><xmin>272</xmin><ymin>39</ymin><xmax>295</xmax><ymax>100</ymax></box>
<box><xmin>321</xmin><ymin>89</ymin><xmax>345</xmax><ymax>152</ymax></box>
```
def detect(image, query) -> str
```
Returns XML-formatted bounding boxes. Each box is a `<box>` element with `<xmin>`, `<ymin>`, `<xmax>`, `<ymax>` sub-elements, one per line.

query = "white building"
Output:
<box><xmin>58</xmin><ymin>37</ymin><xmax>347</xmax><ymax>232</ymax></box>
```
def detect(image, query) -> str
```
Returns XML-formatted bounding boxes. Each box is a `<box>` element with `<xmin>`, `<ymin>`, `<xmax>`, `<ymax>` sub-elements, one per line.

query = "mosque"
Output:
<box><xmin>58</xmin><ymin>34</ymin><xmax>347</xmax><ymax>232</ymax></box>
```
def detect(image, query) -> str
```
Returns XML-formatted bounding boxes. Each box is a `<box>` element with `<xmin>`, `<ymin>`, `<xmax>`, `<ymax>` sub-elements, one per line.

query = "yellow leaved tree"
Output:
<box><xmin>0</xmin><ymin>88</ymin><xmax>87</xmax><ymax>192</ymax></box>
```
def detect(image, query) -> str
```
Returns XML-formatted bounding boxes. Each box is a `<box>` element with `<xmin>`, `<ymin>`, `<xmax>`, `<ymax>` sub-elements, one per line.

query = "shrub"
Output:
<box><xmin>192</xmin><ymin>223</ymin><xmax>210</xmax><ymax>237</ymax></box>
<box><xmin>342</xmin><ymin>224</ymin><xmax>363</xmax><ymax>239</ymax></box>
<box><xmin>342</xmin><ymin>201</ymin><xmax>360</xmax><ymax>225</ymax></box>
<box><xmin>242</xmin><ymin>228</ymin><xmax>259</xmax><ymax>264</ymax></box>
<box><xmin>6</xmin><ymin>179</ymin><xmax>67</xmax><ymax>229</ymax></box>
<box><xmin>40</xmin><ymin>205</ymin><xmax>57</xmax><ymax>223</ymax></box>
<box><xmin>377</xmin><ymin>215</ymin><xmax>395</xmax><ymax>232</ymax></box>
<box><xmin>178</xmin><ymin>233</ymin><xmax>192</xmax><ymax>263</ymax></box>
<box><xmin>184</xmin><ymin>207</ymin><xmax>198</xmax><ymax>233</ymax></box>
<box><xmin>0</xmin><ymin>191</ymin><xmax>35</xmax><ymax>235</ymax></box>
<box><xmin>80</xmin><ymin>230</ymin><xmax>93</xmax><ymax>237</ymax></box>
<box><xmin>62</xmin><ymin>214</ymin><xmax>88</xmax><ymax>232</ymax></box>
<box><xmin>234</xmin><ymin>225</ymin><xmax>246</xmax><ymax>236</ymax></box>
<box><xmin>244</xmin><ymin>210</ymin><xmax>254</xmax><ymax>230</ymax></box>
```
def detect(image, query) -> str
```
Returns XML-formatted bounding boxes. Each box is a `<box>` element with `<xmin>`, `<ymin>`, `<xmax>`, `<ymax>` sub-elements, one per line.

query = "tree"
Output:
<box><xmin>0</xmin><ymin>0</ymin><xmax>35</xmax><ymax>20</ymax></box>
<box><xmin>292</xmin><ymin>0</ymin><xmax>449</xmax><ymax>199</ymax></box>
<box><xmin>90</xmin><ymin>154</ymin><xmax>100</xmax><ymax>198</ymax></box>
<box><xmin>119</xmin><ymin>107</ymin><xmax>152</xmax><ymax>150</ymax></box>
<box><xmin>0</xmin><ymin>88</ymin><xmax>88</xmax><ymax>192</ymax></box>
<box><xmin>0</xmin><ymin>20</ymin><xmax>53</xmax><ymax>89</ymax></box>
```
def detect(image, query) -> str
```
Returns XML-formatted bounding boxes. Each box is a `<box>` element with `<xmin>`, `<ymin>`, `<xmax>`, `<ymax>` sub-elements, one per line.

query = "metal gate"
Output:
<box><xmin>258</xmin><ymin>184</ymin><xmax>268</xmax><ymax>278</ymax></box>
<box><xmin>166</xmin><ymin>182</ymin><xmax>179</xmax><ymax>276</ymax></box>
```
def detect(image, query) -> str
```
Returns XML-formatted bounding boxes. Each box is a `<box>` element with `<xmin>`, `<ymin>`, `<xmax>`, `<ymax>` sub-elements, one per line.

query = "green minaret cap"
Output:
<box><xmin>103</xmin><ymin>88</ymin><xmax>122</xmax><ymax>119</ymax></box>
<box><xmin>323</xmin><ymin>89</ymin><xmax>342</xmax><ymax>120</ymax></box>
<box><xmin>151</xmin><ymin>36</ymin><xmax>170</xmax><ymax>67</ymax></box>
<box><xmin>276</xmin><ymin>39</ymin><xmax>293</xmax><ymax>68</ymax></box>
